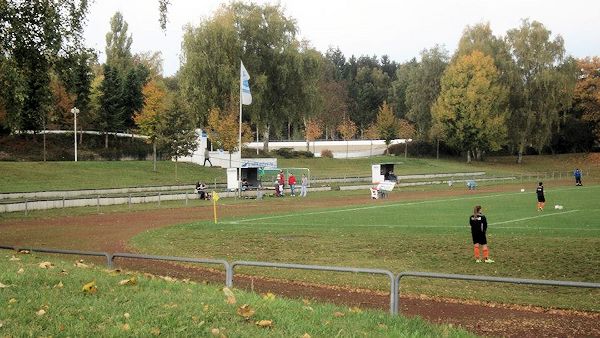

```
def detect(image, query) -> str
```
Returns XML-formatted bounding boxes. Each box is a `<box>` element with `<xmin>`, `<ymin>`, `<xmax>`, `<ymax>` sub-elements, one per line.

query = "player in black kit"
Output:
<box><xmin>469</xmin><ymin>205</ymin><xmax>494</xmax><ymax>263</ymax></box>
<box><xmin>536</xmin><ymin>182</ymin><xmax>545</xmax><ymax>211</ymax></box>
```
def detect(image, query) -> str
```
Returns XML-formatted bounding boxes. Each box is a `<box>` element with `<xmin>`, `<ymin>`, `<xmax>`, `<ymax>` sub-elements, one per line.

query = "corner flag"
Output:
<box><xmin>241</xmin><ymin>61</ymin><xmax>252</xmax><ymax>105</ymax></box>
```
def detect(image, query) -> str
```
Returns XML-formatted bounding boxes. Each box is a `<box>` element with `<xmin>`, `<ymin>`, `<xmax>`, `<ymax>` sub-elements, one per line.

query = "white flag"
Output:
<box><xmin>240</xmin><ymin>61</ymin><xmax>252</xmax><ymax>105</ymax></box>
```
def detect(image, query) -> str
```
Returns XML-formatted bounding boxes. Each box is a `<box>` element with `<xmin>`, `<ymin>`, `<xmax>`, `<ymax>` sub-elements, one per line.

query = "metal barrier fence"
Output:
<box><xmin>111</xmin><ymin>252</ymin><xmax>233</xmax><ymax>287</ymax></box>
<box><xmin>231</xmin><ymin>260</ymin><xmax>397</xmax><ymax>314</ymax></box>
<box><xmin>395</xmin><ymin>271</ymin><xmax>600</xmax><ymax>314</ymax></box>
<box><xmin>2</xmin><ymin>245</ymin><xmax>599</xmax><ymax>316</ymax></box>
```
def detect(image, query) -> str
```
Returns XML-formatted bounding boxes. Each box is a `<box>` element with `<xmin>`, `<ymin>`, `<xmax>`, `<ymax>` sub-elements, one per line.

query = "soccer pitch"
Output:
<box><xmin>131</xmin><ymin>184</ymin><xmax>600</xmax><ymax>311</ymax></box>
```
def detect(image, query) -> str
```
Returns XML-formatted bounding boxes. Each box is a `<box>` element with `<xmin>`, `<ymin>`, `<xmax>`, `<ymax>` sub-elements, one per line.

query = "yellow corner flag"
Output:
<box><xmin>212</xmin><ymin>191</ymin><xmax>220</xmax><ymax>223</ymax></box>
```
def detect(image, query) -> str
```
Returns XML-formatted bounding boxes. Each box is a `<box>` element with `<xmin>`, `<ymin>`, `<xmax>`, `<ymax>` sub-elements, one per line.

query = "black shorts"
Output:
<box><xmin>471</xmin><ymin>230</ymin><xmax>487</xmax><ymax>245</ymax></box>
<box><xmin>537</xmin><ymin>196</ymin><xmax>545</xmax><ymax>202</ymax></box>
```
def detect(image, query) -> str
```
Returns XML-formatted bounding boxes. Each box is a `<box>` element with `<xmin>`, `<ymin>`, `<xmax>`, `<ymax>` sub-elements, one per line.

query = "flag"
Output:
<box><xmin>240</xmin><ymin>61</ymin><xmax>252</xmax><ymax>105</ymax></box>
<box><xmin>212</xmin><ymin>191</ymin><xmax>220</xmax><ymax>202</ymax></box>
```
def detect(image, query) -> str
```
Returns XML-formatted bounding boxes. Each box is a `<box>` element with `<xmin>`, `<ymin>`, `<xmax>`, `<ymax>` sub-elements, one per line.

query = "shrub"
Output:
<box><xmin>274</xmin><ymin>147</ymin><xmax>314</xmax><ymax>159</ymax></box>
<box><xmin>321</xmin><ymin>149</ymin><xmax>333</xmax><ymax>158</ymax></box>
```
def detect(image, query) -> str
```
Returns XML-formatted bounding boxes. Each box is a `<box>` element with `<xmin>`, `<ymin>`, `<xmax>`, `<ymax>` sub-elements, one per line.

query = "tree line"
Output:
<box><xmin>1</xmin><ymin>1</ymin><xmax>598</xmax><ymax>163</ymax></box>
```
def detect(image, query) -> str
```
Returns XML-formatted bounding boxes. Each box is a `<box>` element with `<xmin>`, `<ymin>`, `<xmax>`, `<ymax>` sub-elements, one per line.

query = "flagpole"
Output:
<box><xmin>238</xmin><ymin>61</ymin><xmax>243</xmax><ymax>198</ymax></box>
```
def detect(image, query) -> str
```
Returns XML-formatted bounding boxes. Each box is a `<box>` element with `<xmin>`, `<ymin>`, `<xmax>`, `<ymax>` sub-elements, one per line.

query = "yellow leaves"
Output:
<box><xmin>74</xmin><ymin>260</ymin><xmax>89</xmax><ymax>268</ymax></box>
<box><xmin>0</xmin><ymin>282</ymin><xmax>10</xmax><ymax>288</ymax></box>
<box><xmin>17</xmin><ymin>268</ymin><xmax>24</xmax><ymax>274</ymax></box>
<box><xmin>38</xmin><ymin>261</ymin><xmax>54</xmax><ymax>269</ymax></box>
<box><xmin>262</xmin><ymin>292</ymin><xmax>276</xmax><ymax>301</ymax></box>
<box><xmin>349</xmin><ymin>306</ymin><xmax>362</xmax><ymax>314</ymax></box>
<box><xmin>150</xmin><ymin>327</ymin><xmax>161</xmax><ymax>336</ymax></box>
<box><xmin>333</xmin><ymin>311</ymin><xmax>345</xmax><ymax>318</ymax></box>
<box><xmin>301</xmin><ymin>333</ymin><xmax>312</xmax><ymax>338</ymax></box>
<box><xmin>121</xmin><ymin>323</ymin><xmax>130</xmax><ymax>331</ymax></box>
<box><xmin>82</xmin><ymin>280</ymin><xmax>97</xmax><ymax>294</ymax></box>
<box><xmin>118</xmin><ymin>276</ymin><xmax>137</xmax><ymax>286</ymax></box>
<box><xmin>9</xmin><ymin>255</ymin><xmax>20</xmax><ymax>261</ymax></box>
<box><xmin>255</xmin><ymin>319</ymin><xmax>273</xmax><ymax>328</ymax></box>
<box><xmin>236</xmin><ymin>304</ymin><xmax>255</xmax><ymax>319</ymax></box>
<box><xmin>53</xmin><ymin>281</ymin><xmax>63</xmax><ymax>289</ymax></box>
<box><xmin>9</xmin><ymin>298</ymin><xmax>17</xmax><ymax>304</ymax></box>
<box><xmin>222</xmin><ymin>287</ymin><xmax>236</xmax><ymax>304</ymax></box>
<box><xmin>36</xmin><ymin>309</ymin><xmax>46</xmax><ymax>316</ymax></box>
<box><xmin>211</xmin><ymin>327</ymin><xmax>225</xmax><ymax>337</ymax></box>
<box><xmin>124</xmin><ymin>312</ymin><xmax>130</xmax><ymax>319</ymax></box>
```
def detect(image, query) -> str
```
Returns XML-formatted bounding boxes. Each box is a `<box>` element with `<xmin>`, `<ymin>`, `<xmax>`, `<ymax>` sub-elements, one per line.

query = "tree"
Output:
<box><xmin>304</xmin><ymin>117</ymin><xmax>322</xmax><ymax>153</ymax></box>
<box><xmin>505</xmin><ymin>19</ymin><xmax>578</xmax><ymax>163</ymax></box>
<box><xmin>432</xmin><ymin>51</ymin><xmax>509</xmax><ymax>162</ymax></box>
<box><xmin>372</xmin><ymin>101</ymin><xmax>400</xmax><ymax>154</ymax></box>
<box><xmin>206</xmin><ymin>102</ymin><xmax>252</xmax><ymax>167</ymax></box>
<box><xmin>105</xmin><ymin>12</ymin><xmax>133</xmax><ymax>74</ymax></box>
<box><xmin>573</xmin><ymin>57</ymin><xmax>600</xmax><ymax>143</ymax></box>
<box><xmin>157</xmin><ymin>107</ymin><xmax>197</xmax><ymax>181</ymax></box>
<box><xmin>397</xmin><ymin>119</ymin><xmax>416</xmax><ymax>158</ymax></box>
<box><xmin>121</xmin><ymin>63</ymin><xmax>150</xmax><ymax>129</ymax></box>
<box><xmin>351</xmin><ymin>66</ymin><xmax>390</xmax><ymax>133</ymax></box>
<box><xmin>98</xmin><ymin>64</ymin><xmax>123</xmax><ymax>148</ymax></box>
<box><xmin>337</xmin><ymin>117</ymin><xmax>357</xmax><ymax>158</ymax></box>
<box><xmin>0</xmin><ymin>0</ymin><xmax>90</xmax><ymax>134</ymax></box>
<box><xmin>405</xmin><ymin>45</ymin><xmax>449</xmax><ymax>142</ymax></box>
<box><xmin>135</xmin><ymin>79</ymin><xmax>167</xmax><ymax>171</ymax></box>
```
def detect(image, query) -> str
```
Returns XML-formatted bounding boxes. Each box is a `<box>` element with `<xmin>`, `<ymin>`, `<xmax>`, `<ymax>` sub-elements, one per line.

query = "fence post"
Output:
<box><xmin>158</xmin><ymin>192</ymin><xmax>161</xmax><ymax>206</ymax></box>
<box><xmin>97</xmin><ymin>195</ymin><xmax>100</xmax><ymax>213</ymax></box>
<box><xmin>128</xmin><ymin>194</ymin><xmax>131</xmax><ymax>208</ymax></box>
<box><xmin>185</xmin><ymin>192</ymin><xmax>188</xmax><ymax>205</ymax></box>
<box><xmin>24</xmin><ymin>199</ymin><xmax>28</xmax><ymax>215</ymax></box>
<box><xmin>62</xmin><ymin>195</ymin><xmax>65</xmax><ymax>209</ymax></box>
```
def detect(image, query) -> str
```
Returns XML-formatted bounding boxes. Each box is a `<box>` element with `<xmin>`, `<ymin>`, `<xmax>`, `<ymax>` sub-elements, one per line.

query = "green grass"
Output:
<box><xmin>0</xmin><ymin>161</ymin><xmax>222</xmax><ymax>192</ymax></box>
<box><xmin>130</xmin><ymin>184</ymin><xmax>600</xmax><ymax>311</ymax></box>
<box><xmin>0</xmin><ymin>252</ymin><xmax>474</xmax><ymax>337</ymax></box>
<box><xmin>1</xmin><ymin>153</ymin><xmax>596</xmax><ymax>193</ymax></box>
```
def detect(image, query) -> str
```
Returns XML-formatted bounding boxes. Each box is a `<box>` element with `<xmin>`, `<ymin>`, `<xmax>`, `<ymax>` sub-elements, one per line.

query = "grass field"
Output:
<box><xmin>0</xmin><ymin>252</ymin><xmax>473</xmax><ymax>337</ymax></box>
<box><xmin>0</xmin><ymin>153</ymin><xmax>596</xmax><ymax>192</ymax></box>
<box><xmin>130</xmin><ymin>184</ymin><xmax>600</xmax><ymax>311</ymax></box>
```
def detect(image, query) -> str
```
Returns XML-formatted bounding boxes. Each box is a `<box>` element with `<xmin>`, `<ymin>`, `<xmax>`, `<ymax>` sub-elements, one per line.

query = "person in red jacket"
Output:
<box><xmin>288</xmin><ymin>173</ymin><xmax>297</xmax><ymax>196</ymax></box>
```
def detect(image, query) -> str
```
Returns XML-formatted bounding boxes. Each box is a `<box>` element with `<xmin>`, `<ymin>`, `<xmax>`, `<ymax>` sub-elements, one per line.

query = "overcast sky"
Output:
<box><xmin>83</xmin><ymin>0</ymin><xmax>600</xmax><ymax>76</ymax></box>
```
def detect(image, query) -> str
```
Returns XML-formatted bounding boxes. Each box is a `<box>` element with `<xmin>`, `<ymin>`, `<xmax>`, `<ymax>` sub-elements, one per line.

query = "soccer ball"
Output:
<box><xmin>554</xmin><ymin>205</ymin><xmax>564</xmax><ymax>210</ymax></box>
<box><xmin>520</xmin><ymin>188</ymin><xmax>525</xmax><ymax>192</ymax></box>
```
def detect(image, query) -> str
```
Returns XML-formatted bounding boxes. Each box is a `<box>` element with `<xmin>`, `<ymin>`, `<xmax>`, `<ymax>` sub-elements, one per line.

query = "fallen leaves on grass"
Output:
<box><xmin>333</xmin><ymin>311</ymin><xmax>345</xmax><ymax>318</ymax></box>
<box><xmin>53</xmin><ymin>281</ymin><xmax>63</xmax><ymax>289</ymax></box>
<box><xmin>222</xmin><ymin>287</ymin><xmax>236</xmax><ymax>304</ymax></box>
<box><xmin>349</xmin><ymin>306</ymin><xmax>362</xmax><ymax>313</ymax></box>
<box><xmin>38</xmin><ymin>261</ymin><xmax>54</xmax><ymax>269</ymax></box>
<box><xmin>262</xmin><ymin>292</ymin><xmax>276</xmax><ymax>301</ymax></box>
<box><xmin>74</xmin><ymin>261</ymin><xmax>89</xmax><ymax>268</ymax></box>
<box><xmin>18</xmin><ymin>250</ymin><xmax>30</xmax><ymax>254</ymax></box>
<box><xmin>211</xmin><ymin>328</ymin><xmax>226</xmax><ymax>337</ymax></box>
<box><xmin>150</xmin><ymin>327</ymin><xmax>161</xmax><ymax>336</ymax></box>
<box><xmin>9</xmin><ymin>298</ymin><xmax>17</xmax><ymax>304</ymax></box>
<box><xmin>36</xmin><ymin>309</ymin><xmax>46</xmax><ymax>316</ymax></box>
<box><xmin>17</xmin><ymin>268</ymin><xmax>24</xmax><ymax>274</ymax></box>
<box><xmin>255</xmin><ymin>319</ymin><xmax>273</xmax><ymax>328</ymax></box>
<box><xmin>82</xmin><ymin>280</ymin><xmax>97</xmax><ymax>294</ymax></box>
<box><xmin>9</xmin><ymin>255</ymin><xmax>20</xmax><ymax>261</ymax></box>
<box><xmin>301</xmin><ymin>334</ymin><xmax>311</xmax><ymax>338</ymax></box>
<box><xmin>237</xmin><ymin>304</ymin><xmax>255</xmax><ymax>319</ymax></box>
<box><xmin>118</xmin><ymin>276</ymin><xmax>137</xmax><ymax>286</ymax></box>
<box><xmin>122</xmin><ymin>323</ymin><xmax>130</xmax><ymax>331</ymax></box>
<box><xmin>124</xmin><ymin>313</ymin><xmax>130</xmax><ymax>319</ymax></box>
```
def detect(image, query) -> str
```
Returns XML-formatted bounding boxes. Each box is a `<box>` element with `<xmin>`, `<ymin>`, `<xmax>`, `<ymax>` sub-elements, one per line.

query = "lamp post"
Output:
<box><xmin>71</xmin><ymin>107</ymin><xmax>79</xmax><ymax>162</ymax></box>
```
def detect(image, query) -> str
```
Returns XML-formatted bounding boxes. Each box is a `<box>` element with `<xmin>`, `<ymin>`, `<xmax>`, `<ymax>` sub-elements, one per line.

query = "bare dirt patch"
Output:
<box><xmin>1</xmin><ymin>182</ymin><xmax>598</xmax><ymax>337</ymax></box>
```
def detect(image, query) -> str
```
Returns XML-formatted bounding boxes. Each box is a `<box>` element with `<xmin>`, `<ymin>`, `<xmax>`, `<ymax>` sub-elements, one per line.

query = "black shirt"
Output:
<box><xmin>536</xmin><ymin>185</ymin><xmax>544</xmax><ymax>198</ymax></box>
<box><xmin>469</xmin><ymin>213</ymin><xmax>487</xmax><ymax>233</ymax></box>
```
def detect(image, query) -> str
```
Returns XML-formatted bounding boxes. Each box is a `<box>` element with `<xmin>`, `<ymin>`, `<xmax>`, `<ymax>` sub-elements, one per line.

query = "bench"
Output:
<box><xmin>370</xmin><ymin>181</ymin><xmax>396</xmax><ymax>199</ymax></box>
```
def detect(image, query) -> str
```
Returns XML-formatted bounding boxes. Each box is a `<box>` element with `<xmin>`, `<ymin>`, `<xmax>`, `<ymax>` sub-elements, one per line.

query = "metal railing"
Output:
<box><xmin>395</xmin><ymin>271</ymin><xmax>600</xmax><ymax>314</ymax></box>
<box><xmin>2</xmin><ymin>245</ymin><xmax>599</xmax><ymax>316</ymax></box>
<box><xmin>232</xmin><ymin>260</ymin><xmax>397</xmax><ymax>314</ymax></box>
<box><xmin>111</xmin><ymin>252</ymin><xmax>233</xmax><ymax>287</ymax></box>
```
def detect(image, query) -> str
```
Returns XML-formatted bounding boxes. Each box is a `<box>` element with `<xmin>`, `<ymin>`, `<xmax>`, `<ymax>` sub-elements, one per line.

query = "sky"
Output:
<box><xmin>83</xmin><ymin>0</ymin><xmax>600</xmax><ymax>76</ymax></box>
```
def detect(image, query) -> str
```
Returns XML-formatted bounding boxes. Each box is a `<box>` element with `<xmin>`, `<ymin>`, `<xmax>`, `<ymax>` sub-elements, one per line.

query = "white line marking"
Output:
<box><xmin>234</xmin><ymin>185</ymin><xmax>597</xmax><ymax>224</ymax></box>
<box><xmin>492</xmin><ymin>209</ymin><xmax>580</xmax><ymax>225</ymax></box>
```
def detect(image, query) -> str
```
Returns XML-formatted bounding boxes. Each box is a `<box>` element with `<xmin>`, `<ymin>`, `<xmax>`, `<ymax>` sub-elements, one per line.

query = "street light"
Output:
<box><xmin>71</xmin><ymin>107</ymin><xmax>79</xmax><ymax>162</ymax></box>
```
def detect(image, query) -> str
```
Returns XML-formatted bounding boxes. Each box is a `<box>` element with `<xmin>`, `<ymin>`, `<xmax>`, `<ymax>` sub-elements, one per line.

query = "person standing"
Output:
<box><xmin>288</xmin><ymin>173</ymin><xmax>297</xmax><ymax>196</ymax></box>
<box><xmin>574</xmin><ymin>168</ymin><xmax>582</xmax><ymax>186</ymax></box>
<box><xmin>536</xmin><ymin>182</ymin><xmax>545</xmax><ymax>211</ymax></box>
<box><xmin>203</xmin><ymin>148</ymin><xmax>212</xmax><ymax>167</ymax></box>
<box><xmin>300</xmin><ymin>174</ymin><xmax>308</xmax><ymax>197</ymax></box>
<box><xmin>277</xmin><ymin>170</ymin><xmax>285</xmax><ymax>197</ymax></box>
<box><xmin>469</xmin><ymin>205</ymin><xmax>494</xmax><ymax>263</ymax></box>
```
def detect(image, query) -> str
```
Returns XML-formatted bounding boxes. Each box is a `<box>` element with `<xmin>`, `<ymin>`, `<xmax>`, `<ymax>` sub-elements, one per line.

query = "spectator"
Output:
<box><xmin>277</xmin><ymin>170</ymin><xmax>285</xmax><ymax>197</ymax></box>
<box><xmin>300</xmin><ymin>174</ymin><xmax>308</xmax><ymax>197</ymax></box>
<box><xmin>288</xmin><ymin>173</ymin><xmax>297</xmax><ymax>196</ymax></box>
<box><xmin>196</xmin><ymin>181</ymin><xmax>207</xmax><ymax>200</ymax></box>
<box><xmin>203</xmin><ymin>148</ymin><xmax>212</xmax><ymax>167</ymax></box>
